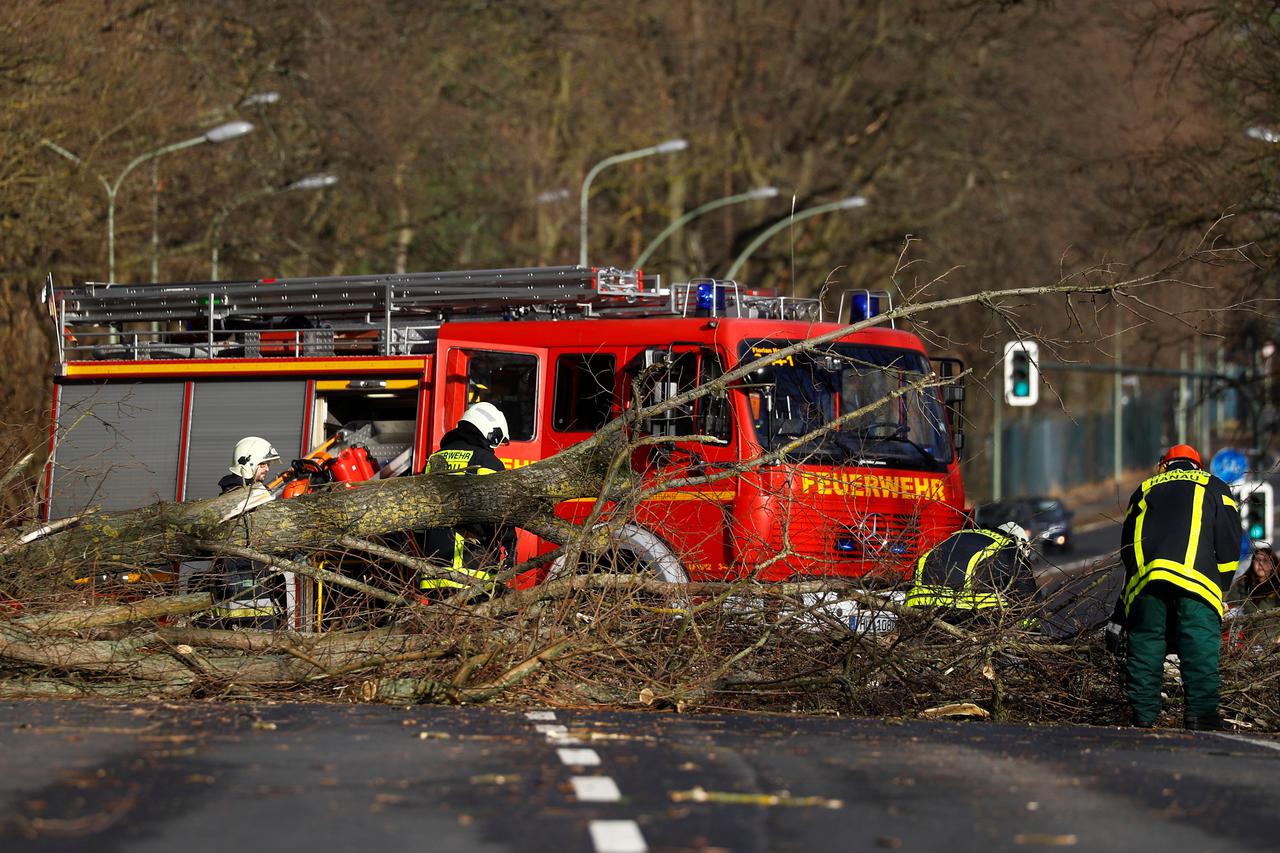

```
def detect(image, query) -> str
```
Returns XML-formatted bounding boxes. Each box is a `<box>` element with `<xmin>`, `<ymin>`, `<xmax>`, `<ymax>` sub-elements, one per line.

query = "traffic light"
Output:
<box><xmin>1003</xmin><ymin>340</ymin><xmax>1039</xmax><ymax>407</ymax></box>
<box><xmin>1233</xmin><ymin>481</ymin><xmax>1274</xmax><ymax>545</ymax></box>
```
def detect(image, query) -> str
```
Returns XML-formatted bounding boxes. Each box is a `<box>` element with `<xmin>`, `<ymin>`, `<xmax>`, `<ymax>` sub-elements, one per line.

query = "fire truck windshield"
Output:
<box><xmin>740</xmin><ymin>340</ymin><xmax>952</xmax><ymax>470</ymax></box>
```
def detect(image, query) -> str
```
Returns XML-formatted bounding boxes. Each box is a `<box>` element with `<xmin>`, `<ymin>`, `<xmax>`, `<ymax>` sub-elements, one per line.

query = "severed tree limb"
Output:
<box><xmin>455</xmin><ymin>635</ymin><xmax>583</xmax><ymax>703</ymax></box>
<box><xmin>202</xmin><ymin>542</ymin><xmax>415</xmax><ymax>608</ymax></box>
<box><xmin>0</xmin><ymin>628</ymin><xmax>193</xmax><ymax>681</ymax></box>
<box><xmin>13</xmin><ymin>593</ymin><xmax>213</xmax><ymax>634</ymax></box>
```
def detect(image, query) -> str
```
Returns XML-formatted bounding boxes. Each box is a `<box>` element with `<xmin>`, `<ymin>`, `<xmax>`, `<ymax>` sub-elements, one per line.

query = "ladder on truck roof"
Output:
<box><xmin>49</xmin><ymin>265</ymin><xmax>665</xmax><ymax>326</ymax></box>
<box><xmin>47</xmin><ymin>265</ymin><xmax>671</xmax><ymax>363</ymax></box>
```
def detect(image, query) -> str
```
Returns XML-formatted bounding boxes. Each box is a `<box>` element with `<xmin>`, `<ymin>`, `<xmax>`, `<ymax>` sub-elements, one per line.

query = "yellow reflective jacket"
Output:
<box><xmin>906</xmin><ymin>528</ymin><xmax>1037</xmax><ymax>611</ymax></box>
<box><xmin>1119</xmin><ymin>465</ymin><xmax>1241</xmax><ymax>617</ymax></box>
<box><xmin>420</xmin><ymin>422</ymin><xmax>516</xmax><ymax>591</ymax></box>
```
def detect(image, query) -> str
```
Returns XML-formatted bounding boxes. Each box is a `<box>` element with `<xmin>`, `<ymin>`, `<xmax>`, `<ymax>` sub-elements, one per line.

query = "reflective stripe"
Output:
<box><xmin>1133</xmin><ymin>492</ymin><xmax>1149</xmax><ymax>572</ymax></box>
<box><xmin>1223</xmin><ymin>494</ymin><xmax>1239</xmax><ymax>509</ymax></box>
<box><xmin>419</xmin><ymin>566</ymin><xmax>495</xmax><ymax>590</ymax></box>
<box><xmin>1217</xmin><ymin>561</ymin><xmax>1238</xmax><ymax>575</ymax></box>
<box><xmin>1127</xmin><ymin>567</ymin><xmax>1224</xmax><ymax>615</ymax></box>
<box><xmin>1184</xmin><ymin>482</ymin><xmax>1205</xmax><ymax>575</ymax></box>
<box><xmin>213</xmin><ymin>599</ymin><xmax>275</xmax><ymax>618</ymax></box>
<box><xmin>908</xmin><ymin>530</ymin><xmax>1013</xmax><ymax>611</ymax></box>
<box><xmin>905</xmin><ymin>584</ymin><xmax>1003</xmax><ymax>610</ymax></box>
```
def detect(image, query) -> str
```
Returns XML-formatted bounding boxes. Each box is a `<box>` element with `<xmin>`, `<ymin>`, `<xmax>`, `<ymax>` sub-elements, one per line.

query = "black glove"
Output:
<box><xmin>1104</xmin><ymin>620</ymin><xmax>1125</xmax><ymax>656</ymax></box>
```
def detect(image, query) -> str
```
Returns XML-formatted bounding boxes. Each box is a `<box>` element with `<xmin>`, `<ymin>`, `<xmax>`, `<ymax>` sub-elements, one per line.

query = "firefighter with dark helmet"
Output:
<box><xmin>905</xmin><ymin>520</ymin><xmax>1039</xmax><ymax>625</ymax></box>
<box><xmin>419</xmin><ymin>402</ymin><xmax>517</xmax><ymax>600</ymax></box>
<box><xmin>1119</xmin><ymin>444</ymin><xmax>1241</xmax><ymax>729</ymax></box>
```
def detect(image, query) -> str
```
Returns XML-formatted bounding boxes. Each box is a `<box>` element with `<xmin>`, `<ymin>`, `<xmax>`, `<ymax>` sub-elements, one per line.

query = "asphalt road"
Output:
<box><xmin>2</xmin><ymin>700</ymin><xmax>1278</xmax><ymax>852</ymax></box>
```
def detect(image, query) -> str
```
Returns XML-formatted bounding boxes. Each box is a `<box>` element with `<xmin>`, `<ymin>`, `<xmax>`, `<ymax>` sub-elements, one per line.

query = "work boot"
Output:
<box><xmin>1183</xmin><ymin>713</ymin><xmax>1226</xmax><ymax>731</ymax></box>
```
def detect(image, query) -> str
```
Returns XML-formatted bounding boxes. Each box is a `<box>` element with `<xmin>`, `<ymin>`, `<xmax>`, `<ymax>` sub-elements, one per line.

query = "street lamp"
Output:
<box><xmin>240</xmin><ymin>91</ymin><xmax>281</xmax><ymax>108</ymax></box>
<box><xmin>42</xmin><ymin>120</ymin><xmax>254</xmax><ymax>283</ymax></box>
<box><xmin>209</xmin><ymin>173</ymin><xmax>339</xmax><ymax>279</ymax></box>
<box><xmin>1246</xmin><ymin>126</ymin><xmax>1280</xmax><ymax>144</ymax></box>
<box><xmin>634</xmin><ymin>186</ymin><xmax>778</xmax><ymax>269</ymax></box>
<box><xmin>579</xmin><ymin>138</ymin><xmax>688</xmax><ymax>267</ymax></box>
<box><xmin>536</xmin><ymin>187</ymin><xmax>570</xmax><ymax>205</ymax></box>
<box><xmin>723</xmin><ymin>195</ymin><xmax>868</xmax><ymax>281</ymax></box>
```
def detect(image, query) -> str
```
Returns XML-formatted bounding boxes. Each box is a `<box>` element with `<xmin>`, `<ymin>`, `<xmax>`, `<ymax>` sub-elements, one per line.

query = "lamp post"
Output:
<box><xmin>42</xmin><ymin>120</ymin><xmax>254</xmax><ymax>283</ymax></box>
<box><xmin>634</xmin><ymin>186</ymin><xmax>778</xmax><ymax>269</ymax></box>
<box><xmin>723</xmin><ymin>195</ymin><xmax>868</xmax><ymax>281</ymax></box>
<box><xmin>579</xmin><ymin>138</ymin><xmax>688</xmax><ymax>267</ymax></box>
<box><xmin>209</xmin><ymin>173</ymin><xmax>338</xmax><ymax>279</ymax></box>
<box><xmin>1246</xmin><ymin>126</ymin><xmax>1280</xmax><ymax>144</ymax></box>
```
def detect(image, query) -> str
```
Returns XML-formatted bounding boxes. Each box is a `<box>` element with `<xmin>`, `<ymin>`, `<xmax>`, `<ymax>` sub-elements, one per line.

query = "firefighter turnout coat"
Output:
<box><xmin>420</xmin><ymin>421</ymin><xmax>517</xmax><ymax>593</ymax></box>
<box><xmin>1120</xmin><ymin>466</ymin><xmax>1241</xmax><ymax>617</ymax></box>
<box><xmin>906</xmin><ymin>527</ymin><xmax>1037</xmax><ymax>613</ymax></box>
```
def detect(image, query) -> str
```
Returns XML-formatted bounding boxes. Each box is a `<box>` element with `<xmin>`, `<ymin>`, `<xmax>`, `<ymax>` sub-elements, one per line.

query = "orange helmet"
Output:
<box><xmin>1159</xmin><ymin>444</ymin><xmax>1202</xmax><ymax>469</ymax></box>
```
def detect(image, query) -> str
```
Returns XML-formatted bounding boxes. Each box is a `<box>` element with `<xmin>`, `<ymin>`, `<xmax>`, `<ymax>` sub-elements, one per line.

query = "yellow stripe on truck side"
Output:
<box><xmin>64</xmin><ymin>357</ymin><xmax>427</xmax><ymax>378</ymax></box>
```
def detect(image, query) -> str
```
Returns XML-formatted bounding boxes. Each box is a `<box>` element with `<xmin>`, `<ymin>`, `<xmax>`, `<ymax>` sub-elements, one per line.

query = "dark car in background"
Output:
<box><xmin>975</xmin><ymin>496</ymin><xmax>1074</xmax><ymax>552</ymax></box>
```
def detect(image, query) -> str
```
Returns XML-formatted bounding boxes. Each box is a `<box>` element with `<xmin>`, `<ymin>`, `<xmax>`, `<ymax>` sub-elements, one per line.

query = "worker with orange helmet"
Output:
<box><xmin>1119</xmin><ymin>444</ymin><xmax>1241</xmax><ymax>729</ymax></box>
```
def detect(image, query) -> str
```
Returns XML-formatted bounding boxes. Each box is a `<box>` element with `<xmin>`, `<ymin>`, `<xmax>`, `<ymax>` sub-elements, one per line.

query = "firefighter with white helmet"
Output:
<box><xmin>905</xmin><ymin>517</ymin><xmax>1039</xmax><ymax>626</ymax></box>
<box><xmin>219</xmin><ymin>436</ymin><xmax>281</xmax><ymax>493</ymax></box>
<box><xmin>210</xmin><ymin>436</ymin><xmax>282</xmax><ymax>626</ymax></box>
<box><xmin>419</xmin><ymin>403</ymin><xmax>516</xmax><ymax>600</ymax></box>
<box><xmin>459</xmin><ymin>401</ymin><xmax>510</xmax><ymax>449</ymax></box>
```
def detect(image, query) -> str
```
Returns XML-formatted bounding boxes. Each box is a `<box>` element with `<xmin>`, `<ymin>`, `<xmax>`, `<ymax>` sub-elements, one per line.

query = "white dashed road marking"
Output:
<box><xmin>571</xmin><ymin>775</ymin><xmax>622</xmax><ymax>802</ymax></box>
<box><xmin>588</xmin><ymin>819</ymin><xmax>648</xmax><ymax>853</ymax></box>
<box><xmin>557</xmin><ymin>747</ymin><xmax>601</xmax><ymax>766</ymax></box>
<box><xmin>529</xmin><ymin>713</ymin><xmax>647</xmax><ymax>852</ymax></box>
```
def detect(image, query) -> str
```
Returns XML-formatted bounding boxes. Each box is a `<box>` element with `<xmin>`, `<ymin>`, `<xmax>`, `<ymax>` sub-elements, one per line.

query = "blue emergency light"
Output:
<box><xmin>696</xmin><ymin>282</ymin><xmax>727</xmax><ymax>314</ymax></box>
<box><xmin>849</xmin><ymin>292</ymin><xmax>879</xmax><ymax>322</ymax></box>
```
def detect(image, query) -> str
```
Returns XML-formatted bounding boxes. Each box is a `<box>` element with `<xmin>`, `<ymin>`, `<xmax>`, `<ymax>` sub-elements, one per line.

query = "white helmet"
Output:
<box><xmin>997</xmin><ymin>521</ymin><xmax>1030</xmax><ymax>542</ymax></box>
<box><xmin>230</xmin><ymin>436</ymin><xmax>280</xmax><ymax>479</ymax></box>
<box><xmin>460</xmin><ymin>402</ymin><xmax>510</xmax><ymax>448</ymax></box>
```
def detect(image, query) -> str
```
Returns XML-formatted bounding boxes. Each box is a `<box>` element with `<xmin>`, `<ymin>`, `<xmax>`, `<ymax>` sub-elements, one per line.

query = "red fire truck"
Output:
<box><xmin>41</xmin><ymin>266</ymin><xmax>968</xmax><ymax>613</ymax></box>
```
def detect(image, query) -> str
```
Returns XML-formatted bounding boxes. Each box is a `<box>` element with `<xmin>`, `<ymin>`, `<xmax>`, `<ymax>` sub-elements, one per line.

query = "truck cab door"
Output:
<box><xmin>431</xmin><ymin>339</ymin><xmax>548</xmax><ymax>563</ymax></box>
<box><xmin>627</xmin><ymin>345</ymin><xmax>737</xmax><ymax>579</ymax></box>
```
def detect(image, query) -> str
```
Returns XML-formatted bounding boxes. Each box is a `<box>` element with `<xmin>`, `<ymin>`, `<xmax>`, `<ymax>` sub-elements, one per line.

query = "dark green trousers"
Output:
<box><xmin>1125</xmin><ymin>589</ymin><xmax>1221</xmax><ymax>723</ymax></box>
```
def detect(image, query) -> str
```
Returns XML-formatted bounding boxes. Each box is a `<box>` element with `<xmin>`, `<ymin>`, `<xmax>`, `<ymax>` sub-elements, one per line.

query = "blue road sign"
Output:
<box><xmin>1211</xmin><ymin>448</ymin><xmax>1248</xmax><ymax>485</ymax></box>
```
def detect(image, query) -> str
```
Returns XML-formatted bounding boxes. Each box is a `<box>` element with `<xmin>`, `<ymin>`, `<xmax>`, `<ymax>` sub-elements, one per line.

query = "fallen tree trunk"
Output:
<box><xmin>1</xmin><ymin>432</ymin><xmax>629</xmax><ymax>591</ymax></box>
<box><xmin>14</xmin><ymin>593</ymin><xmax>214</xmax><ymax>633</ymax></box>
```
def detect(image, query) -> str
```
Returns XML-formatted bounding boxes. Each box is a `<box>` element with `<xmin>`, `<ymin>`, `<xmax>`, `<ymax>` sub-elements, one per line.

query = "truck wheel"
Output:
<box><xmin>548</xmin><ymin>523</ymin><xmax>689</xmax><ymax>585</ymax></box>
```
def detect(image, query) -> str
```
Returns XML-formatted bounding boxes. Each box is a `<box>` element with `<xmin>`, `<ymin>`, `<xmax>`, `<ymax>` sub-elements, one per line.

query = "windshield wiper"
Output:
<box><xmin>846</xmin><ymin>423</ymin><xmax>940</xmax><ymax>468</ymax></box>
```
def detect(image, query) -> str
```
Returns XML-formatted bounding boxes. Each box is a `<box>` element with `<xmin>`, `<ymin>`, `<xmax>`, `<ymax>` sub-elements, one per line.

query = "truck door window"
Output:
<box><xmin>465</xmin><ymin>351</ymin><xmax>538</xmax><ymax>442</ymax></box>
<box><xmin>632</xmin><ymin>349</ymin><xmax>731</xmax><ymax>443</ymax></box>
<box><xmin>552</xmin><ymin>353</ymin><xmax>617</xmax><ymax>432</ymax></box>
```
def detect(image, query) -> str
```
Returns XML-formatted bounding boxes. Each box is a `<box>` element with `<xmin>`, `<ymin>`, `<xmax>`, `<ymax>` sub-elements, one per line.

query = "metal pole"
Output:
<box><xmin>150</xmin><ymin>160</ymin><xmax>160</xmax><ymax>283</ymax></box>
<box><xmin>993</xmin><ymin>369</ymin><xmax>1003</xmax><ymax>501</ymax></box>
<box><xmin>1114</xmin><ymin>309</ymin><xmax>1122</xmax><ymax>484</ymax></box>
<box><xmin>723</xmin><ymin>197</ymin><xmax>867</xmax><ymax>282</ymax></box>
<box><xmin>579</xmin><ymin>139</ymin><xmax>688</xmax><ymax>268</ymax></box>
<box><xmin>1192</xmin><ymin>345</ymin><xmax>1203</xmax><ymax>450</ymax></box>
<box><xmin>104</xmin><ymin>134</ymin><xmax>211</xmax><ymax>283</ymax></box>
<box><xmin>634</xmin><ymin>187</ymin><xmax>777</xmax><ymax>268</ymax></box>
<box><xmin>1178</xmin><ymin>351</ymin><xmax>1188</xmax><ymax>445</ymax></box>
<box><xmin>1216</xmin><ymin>339</ymin><xmax>1225</xmax><ymax>434</ymax></box>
